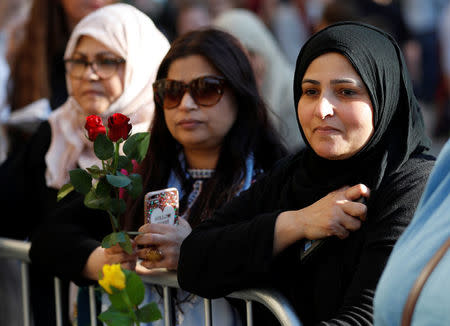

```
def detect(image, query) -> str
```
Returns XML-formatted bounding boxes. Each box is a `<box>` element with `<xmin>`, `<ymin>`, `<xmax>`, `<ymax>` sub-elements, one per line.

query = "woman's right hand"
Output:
<box><xmin>273</xmin><ymin>184</ymin><xmax>370</xmax><ymax>255</ymax></box>
<box><xmin>82</xmin><ymin>243</ymin><xmax>137</xmax><ymax>280</ymax></box>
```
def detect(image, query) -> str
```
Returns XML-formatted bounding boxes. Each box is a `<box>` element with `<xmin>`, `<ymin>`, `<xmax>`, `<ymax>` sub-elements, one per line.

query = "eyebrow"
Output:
<box><xmin>302</xmin><ymin>78</ymin><xmax>364</xmax><ymax>88</ymax></box>
<box><xmin>330</xmin><ymin>78</ymin><xmax>363</xmax><ymax>87</ymax></box>
<box><xmin>72</xmin><ymin>51</ymin><xmax>119</xmax><ymax>58</ymax></box>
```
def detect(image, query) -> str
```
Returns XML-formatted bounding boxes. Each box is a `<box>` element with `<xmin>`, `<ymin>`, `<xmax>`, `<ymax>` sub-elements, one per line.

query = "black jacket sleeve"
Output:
<box><xmin>0</xmin><ymin>121</ymin><xmax>54</xmax><ymax>239</ymax></box>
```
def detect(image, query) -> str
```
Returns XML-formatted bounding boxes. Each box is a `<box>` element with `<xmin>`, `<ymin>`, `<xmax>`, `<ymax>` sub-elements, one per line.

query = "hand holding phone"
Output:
<box><xmin>138</xmin><ymin>188</ymin><xmax>181</xmax><ymax>268</ymax></box>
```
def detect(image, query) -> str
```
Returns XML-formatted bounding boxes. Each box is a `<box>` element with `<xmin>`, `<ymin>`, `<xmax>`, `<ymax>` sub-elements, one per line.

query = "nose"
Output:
<box><xmin>82</xmin><ymin>63</ymin><xmax>100</xmax><ymax>80</ymax></box>
<box><xmin>316</xmin><ymin>95</ymin><xmax>334</xmax><ymax>119</ymax></box>
<box><xmin>177</xmin><ymin>90</ymin><xmax>198</xmax><ymax>111</ymax></box>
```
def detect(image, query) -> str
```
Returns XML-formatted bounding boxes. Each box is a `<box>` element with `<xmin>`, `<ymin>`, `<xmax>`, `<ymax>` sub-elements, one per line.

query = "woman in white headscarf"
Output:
<box><xmin>213</xmin><ymin>8</ymin><xmax>304</xmax><ymax>152</ymax></box>
<box><xmin>0</xmin><ymin>4</ymin><xmax>169</xmax><ymax>324</ymax></box>
<box><xmin>1</xmin><ymin>2</ymin><xmax>169</xmax><ymax>237</ymax></box>
<box><xmin>45</xmin><ymin>3</ymin><xmax>170</xmax><ymax>189</ymax></box>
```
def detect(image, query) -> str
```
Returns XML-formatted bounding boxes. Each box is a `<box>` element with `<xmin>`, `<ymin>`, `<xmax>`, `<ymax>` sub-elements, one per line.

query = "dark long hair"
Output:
<box><xmin>124</xmin><ymin>28</ymin><xmax>287</xmax><ymax>230</ymax></box>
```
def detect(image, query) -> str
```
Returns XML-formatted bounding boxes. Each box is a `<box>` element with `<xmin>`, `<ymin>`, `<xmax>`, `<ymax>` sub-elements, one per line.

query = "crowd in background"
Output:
<box><xmin>0</xmin><ymin>0</ymin><xmax>449</xmax><ymax>164</ymax></box>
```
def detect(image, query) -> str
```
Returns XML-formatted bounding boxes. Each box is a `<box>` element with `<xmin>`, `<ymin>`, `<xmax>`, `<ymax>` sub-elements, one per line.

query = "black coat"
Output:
<box><xmin>0</xmin><ymin>121</ymin><xmax>73</xmax><ymax>326</ymax></box>
<box><xmin>0</xmin><ymin>121</ymin><xmax>57</xmax><ymax>239</ymax></box>
<box><xmin>178</xmin><ymin>152</ymin><xmax>434</xmax><ymax>325</ymax></box>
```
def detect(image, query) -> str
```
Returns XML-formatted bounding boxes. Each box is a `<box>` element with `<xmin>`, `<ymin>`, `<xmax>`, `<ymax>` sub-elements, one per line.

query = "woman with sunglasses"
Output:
<box><xmin>30</xmin><ymin>28</ymin><xmax>287</xmax><ymax>325</ymax></box>
<box><xmin>129</xmin><ymin>28</ymin><xmax>287</xmax><ymax>325</ymax></box>
<box><xmin>177</xmin><ymin>22</ymin><xmax>436</xmax><ymax>325</ymax></box>
<box><xmin>3</xmin><ymin>3</ymin><xmax>169</xmax><ymax>325</ymax></box>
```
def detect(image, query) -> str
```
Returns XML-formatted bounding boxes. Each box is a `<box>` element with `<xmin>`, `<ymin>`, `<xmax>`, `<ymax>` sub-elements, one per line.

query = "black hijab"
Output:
<box><xmin>290</xmin><ymin>22</ymin><xmax>430</xmax><ymax>201</ymax></box>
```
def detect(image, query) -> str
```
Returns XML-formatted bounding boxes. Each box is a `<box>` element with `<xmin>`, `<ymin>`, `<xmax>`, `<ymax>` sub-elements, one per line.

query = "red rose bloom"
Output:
<box><xmin>85</xmin><ymin>115</ymin><xmax>106</xmax><ymax>141</ymax></box>
<box><xmin>107</xmin><ymin>113</ymin><xmax>132</xmax><ymax>142</ymax></box>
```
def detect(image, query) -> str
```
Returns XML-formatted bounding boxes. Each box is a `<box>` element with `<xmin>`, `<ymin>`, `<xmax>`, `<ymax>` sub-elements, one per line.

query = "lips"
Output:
<box><xmin>177</xmin><ymin>119</ymin><xmax>202</xmax><ymax>129</ymax></box>
<box><xmin>82</xmin><ymin>90</ymin><xmax>104</xmax><ymax>97</ymax></box>
<box><xmin>313</xmin><ymin>125</ymin><xmax>340</xmax><ymax>134</ymax></box>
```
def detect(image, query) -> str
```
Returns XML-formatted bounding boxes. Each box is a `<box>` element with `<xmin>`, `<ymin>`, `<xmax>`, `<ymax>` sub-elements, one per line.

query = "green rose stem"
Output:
<box><xmin>107</xmin><ymin>210</ymin><xmax>119</xmax><ymax>233</ymax></box>
<box><xmin>106</xmin><ymin>140</ymin><xmax>122</xmax><ymax>233</ymax></box>
<box><xmin>101</xmin><ymin>159</ymin><xmax>107</xmax><ymax>174</ymax></box>
<box><xmin>113</xmin><ymin>141</ymin><xmax>120</xmax><ymax>172</ymax></box>
<box><xmin>121</xmin><ymin>290</ymin><xmax>139</xmax><ymax>325</ymax></box>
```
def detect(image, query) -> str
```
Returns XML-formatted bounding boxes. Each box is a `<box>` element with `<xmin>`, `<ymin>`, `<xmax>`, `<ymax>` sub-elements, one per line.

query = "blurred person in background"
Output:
<box><xmin>208</xmin><ymin>0</ymin><xmax>238</xmax><ymax>18</ymax></box>
<box><xmin>400</xmin><ymin>0</ymin><xmax>448</xmax><ymax>105</ymax></box>
<box><xmin>0</xmin><ymin>0</ymin><xmax>31</xmax><ymax>163</ymax></box>
<box><xmin>313</xmin><ymin>0</ymin><xmax>361</xmax><ymax>32</ymax></box>
<box><xmin>3</xmin><ymin>0</ymin><xmax>115</xmax><ymax>162</ymax></box>
<box><xmin>127</xmin><ymin>0</ymin><xmax>179</xmax><ymax>42</ymax></box>
<box><xmin>176</xmin><ymin>0</ymin><xmax>212</xmax><ymax>36</ymax></box>
<box><xmin>213</xmin><ymin>8</ymin><xmax>304</xmax><ymax>152</ymax></box>
<box><xmin>248</xmin><ymin>0</ymin><xmax>312</xmax><ymax>66</ymax></box>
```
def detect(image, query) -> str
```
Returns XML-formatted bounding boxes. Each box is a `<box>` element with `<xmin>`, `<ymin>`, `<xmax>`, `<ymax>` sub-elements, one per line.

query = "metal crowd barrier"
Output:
<box><xmin>0</xmin><ymin>237</ymin><xmax>302</xmax><ymax>326</ymax></box>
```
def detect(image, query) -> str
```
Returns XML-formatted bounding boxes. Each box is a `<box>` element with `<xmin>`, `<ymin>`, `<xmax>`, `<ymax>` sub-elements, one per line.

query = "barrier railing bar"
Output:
<box><xmin>246</xmin><ymin>300</ymin><xmax>253</xmax><ymax>326</ymax></box>
<box><xmin>141</xmin><ymin>270</ymin><xmax>301</xmax><ymax>326</ymax></box>
<box><xmin>204</xmin><ymin>298</ymin><xmax>212</xmax><ymax>326</ymax></box>
<box><xmin>0</xmin><ymin>238</ymin><xmax>302</xmax><ymax>326</ymax></box>
<box><xmin>163</xmin><ymin>286</ymin><xmax>173</xmax><ymax>326</ymax></box>
<box><xmin>20</xmin><ymin>262</ymin><xmax>31</xmax><ymax>326</ymax></box>
<box><xmin>0</xmin><ymin>237</ymin><xmax>31</xmax><ymax>262</ymax></box>
<box><xmin>55</xmin><ymin>277</ymin><xmax>63</xmax><ymax>326</ymax></box>
<box><xmin>228</xmin><ymin>289</ymin><xmax>301</xmax><ymax>326</ymax></box>
<box><xmin>89</xmin><ymin>285</ymin><xmax>98</xmax><ymax>326</ymax></box>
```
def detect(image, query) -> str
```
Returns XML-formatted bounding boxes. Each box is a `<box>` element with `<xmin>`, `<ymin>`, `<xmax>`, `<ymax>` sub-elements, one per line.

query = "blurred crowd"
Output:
<box><xmin>0</xmin><ymin>0</ymin><xmax>449</xmax><ymax>165</ymax></box>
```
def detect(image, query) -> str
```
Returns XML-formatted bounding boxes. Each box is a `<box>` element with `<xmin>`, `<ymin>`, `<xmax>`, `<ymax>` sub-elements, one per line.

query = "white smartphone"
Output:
<box><xmin>144</xmin><ymin>188</ymin><xmax>179</xmax><ymax>225</ymax></box>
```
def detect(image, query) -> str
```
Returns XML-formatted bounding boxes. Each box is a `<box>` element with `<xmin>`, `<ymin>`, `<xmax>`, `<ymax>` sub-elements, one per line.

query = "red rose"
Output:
<box><xmin>107</xmin><ymin>113</ymin><xmax>132</xmax><ymax>142</ymax></box>
<box><xmin>84</xmin><ymin>115</ymin><xmax>106</xmax><ymax>141</ymax></box>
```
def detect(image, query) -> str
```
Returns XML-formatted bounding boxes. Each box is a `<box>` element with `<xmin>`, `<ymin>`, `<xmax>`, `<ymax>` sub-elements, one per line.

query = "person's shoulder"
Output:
<box><xmin>400</xmin><ymin>152</ymin><xmax>436</xmax><ymax>176</ymax></box>
<box><xmin>269</xmin><ymin>149</ymin><xmax>305</xmax><ymax>176</ymax></box>
<box><xmin>29</xmin><ymin>120</ymin><xmax>52</xmax><ymax>152</ymax></box>
<box><xmin>35</xmin><ymin>120</ymin><xmax>51</xmax><ymax>136</ymax></box>
<box><xmin>251</xmin><ymin>150</ymin><xmax>304</xmax><ymax>190</ymax></box>
<box><xmin>379</xmin><ymin>152</ymin><xmax>436</xmax><ymax>196</ymax></box>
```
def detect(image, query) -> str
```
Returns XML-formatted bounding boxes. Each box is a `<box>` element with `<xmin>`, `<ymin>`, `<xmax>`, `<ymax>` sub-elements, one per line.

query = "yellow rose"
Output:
<box><xmin>99</xmin><ymin>264</ymin><xmax>126</xmax><ymax>294</ymax></box>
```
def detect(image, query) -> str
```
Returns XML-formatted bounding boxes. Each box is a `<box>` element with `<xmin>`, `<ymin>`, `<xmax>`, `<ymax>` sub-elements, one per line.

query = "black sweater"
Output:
<box><xmin>178</xmin><ymin>153</ymin><xmax>435</xmax><ymax>325</ymax></box>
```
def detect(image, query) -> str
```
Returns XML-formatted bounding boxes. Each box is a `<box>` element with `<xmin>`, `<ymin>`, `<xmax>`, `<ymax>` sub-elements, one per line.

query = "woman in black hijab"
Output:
<box><xmin>177</xmin><ymin>22</ymin><xmax>435</xmax><ymax>325</ymax></box>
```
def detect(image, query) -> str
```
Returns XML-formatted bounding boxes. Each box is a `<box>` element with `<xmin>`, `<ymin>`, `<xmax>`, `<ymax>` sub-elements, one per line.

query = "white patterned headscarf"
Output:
<box><xmin>45</xmin><ymin>3</ymin><xmax>170</xmax><ymax>189</ymax></box>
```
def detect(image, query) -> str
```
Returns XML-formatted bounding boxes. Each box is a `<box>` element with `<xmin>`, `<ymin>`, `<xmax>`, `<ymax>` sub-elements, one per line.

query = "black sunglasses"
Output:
<box><xmin>153</xmin><ymin>76</ymin><xmax>226</xmax><ymax>109</ymax></box>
